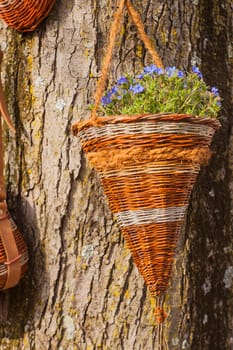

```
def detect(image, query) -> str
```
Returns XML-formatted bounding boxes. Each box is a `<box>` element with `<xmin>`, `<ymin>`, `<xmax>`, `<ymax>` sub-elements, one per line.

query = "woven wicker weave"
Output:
<box><xmin>72</xmin><ymin>0</ymin><xmax>221</xmax><ymax>323</ymax></box>
<box><xmin>0</xmin><ymin>215</ymin><xmax>28</xmax><ymax>289</ymax></box>
<box><xmin>73</xmin><ymin>113</ymin><xmax>220</xmax><ymax>299</ymax></box>
<box><xmin>0</xmin><ymin>0</ymin><xmax>56</xmax><ymax>32</ymax></box>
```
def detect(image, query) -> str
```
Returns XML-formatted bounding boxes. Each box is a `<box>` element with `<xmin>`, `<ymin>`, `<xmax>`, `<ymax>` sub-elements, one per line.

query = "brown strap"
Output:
<box><xmin>0</xmin><ymin>50</ymin><xmax>15</xmax><ymax>133</ymax></box>
<box><xmin>91</xmin><ymin>0</ymin><xmax>164</xmax><ymax>121</ymax></box>
<box><xmin>0</xmin><ymin>50</ymin><xmax>21</xmax><ymax>290</ymax></box>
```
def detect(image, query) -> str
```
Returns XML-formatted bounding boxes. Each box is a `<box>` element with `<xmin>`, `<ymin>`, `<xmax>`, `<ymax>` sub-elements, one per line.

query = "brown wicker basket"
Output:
<box><xmin>0</xmin><ymin>213</ymin><xmax>29</xmax><ymax>290</ymax></box>
<box><xmin>73</xmin><ymin>112</ymin><xmax>220</xmax><ymax>295</ymax></box>
<box><xmin>0</xmin><ymin>49</ymin><xmax>28</xmax><ymax>290</ymax></box>
<box><xmin>72</xmin><ymin>0</ymin><xmax>221</xmax><ymax>322</ymax></box>
<box><xmin>0</xmin><ymin>0</ymin><xmax>56</xmax><ymax>32</ymax></box>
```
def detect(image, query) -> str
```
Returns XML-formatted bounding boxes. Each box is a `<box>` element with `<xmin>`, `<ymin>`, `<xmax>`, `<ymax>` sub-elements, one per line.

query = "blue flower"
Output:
<box><xmin>192</xmin><ymin>66</ymin><xmax>203</xmax><ymax>79</ymax></box>
<box><xmin>136</xmin><ymin>74</ymin><xmax>144</xmax><ymax>79</ymax></box>
<box><xmin>217</xmin><ymin>100</ymin><xmax>221</xmax><ymax>107</ymax></box>
<box><xmin>178</xmin><ymin>70</ymin><xmax>185</xmax><ymax>78</ymax></box>
<box><xmin>144</xmin><ymin>64</ymin><xmax>159</xmax><ymax>74</ymax></box>
<box><xmin>110</xmin><ymin>86</ymin><xmax>118</xmax><ymax>94</ymax></box>
<box><xmin>129</xmin><ymin>84</ymin><xmax>145</xmax><ymax>94</ymax></box>
<box><xmin>166</xmin><ymin>66</ymin><xmax>177</xmax><ymax>77</ymax></box>
<box><xmin>211</xmin><ymin>87</ymin><xmax>220</xmax><ymax>97</ymax></box>
<box><xmin>117</xmin><ymin>76</ymin><xmax>128</xmax><ymax>85</ymax></box>
<box><xmin>101</xmin><ymin>95</ymin><xmax>111</xmax><ymax>106</ymax></box>
<box><xmin>157</xmin><ymin>68</ymin><xmax>164</xmax><ymax>75</ymax></box>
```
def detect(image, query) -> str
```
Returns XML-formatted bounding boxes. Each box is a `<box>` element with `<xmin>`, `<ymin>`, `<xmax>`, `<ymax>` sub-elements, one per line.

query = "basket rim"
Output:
<box><xmin>72</xmin><ymin>112</ymin><xmax>221</xmax><ymax>134</ymax></box>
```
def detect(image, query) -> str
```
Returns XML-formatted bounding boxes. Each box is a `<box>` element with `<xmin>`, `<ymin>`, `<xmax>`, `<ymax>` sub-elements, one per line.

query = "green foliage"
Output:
<box><xmin>98</xmin><ymin>65</ymin><xmax>221</xmax><ymax>118</ymax></box>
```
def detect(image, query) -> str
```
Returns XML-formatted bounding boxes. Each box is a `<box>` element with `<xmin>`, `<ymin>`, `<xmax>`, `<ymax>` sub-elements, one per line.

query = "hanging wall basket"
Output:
<box><xmin>73</xmin><ymin>113</ymin><xmax>219</xmax><ymax>321</ymax></box>
<box><xmin>0</xmin><ymin>0</ymin><xmax>56</xmax><ymax>32</ymax></box>
<box><xmin>72</xmin><ymin>0</ymin><xmax>221</xmax><ymax>323</ymax></box>
<box><xmin>0</xmin><ymin>50</ymin><xmax>28</xmax><ymax>290</ymax></box>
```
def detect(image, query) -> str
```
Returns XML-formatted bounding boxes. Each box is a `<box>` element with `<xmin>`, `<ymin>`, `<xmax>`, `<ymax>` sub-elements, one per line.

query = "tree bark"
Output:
<box><xmin>0</xmin><ymin>0</ymin><xmax>232</xmax><ymax>349</ymax></box>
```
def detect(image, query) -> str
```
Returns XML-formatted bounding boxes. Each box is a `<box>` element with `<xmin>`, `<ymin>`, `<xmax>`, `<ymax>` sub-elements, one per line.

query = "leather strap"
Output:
<box><xmin>0</xmin><ymin>203</ymin><xmax>21</xmax><ymax>289</ymax></box>
<box><xmin>0</xmin><ymin>51</ymin><xmax>15</xmax><ymax>133</ymax></box>
<box><xmin>0</xmin><ymin>49</ymin><xmax>21</xmax><ymax>290</ymax></box>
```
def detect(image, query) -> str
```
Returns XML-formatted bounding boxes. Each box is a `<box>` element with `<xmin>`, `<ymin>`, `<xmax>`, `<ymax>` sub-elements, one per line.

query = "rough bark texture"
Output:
<box><xmin>0</xmin><ymin>0</ymin><xmax>232</xmax><ymax>349</ymax></box>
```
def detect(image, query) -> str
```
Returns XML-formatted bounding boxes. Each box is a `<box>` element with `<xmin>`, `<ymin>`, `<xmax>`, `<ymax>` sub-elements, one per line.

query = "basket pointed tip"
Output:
<box><xmin>155</xmin><ymin>307</ymin><xmax>167</xmax><ymax>324</ymax></box>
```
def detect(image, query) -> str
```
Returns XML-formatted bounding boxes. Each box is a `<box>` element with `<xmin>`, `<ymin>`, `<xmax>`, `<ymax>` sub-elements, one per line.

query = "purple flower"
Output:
<box><xmin>217</xmin><ymin>100</ymin><xmax>221</xmax><ymax>107</ymax></box>
<box><xmin>144</xmin><ymin>64</ymin><xmax>159</xmax><ymax>74</ymax></box>
<box><xmin>192</xmin><ymin>66</ymin><xmax>203</xmax><ymax>79</ymax></box>
<box><xmin>178</xmin><ymin>70</ymin><xmax>185</xmax><ymax>78</ymax></box>
<box><xmin>136</xmin><ymin>74</ymin><xmax>144</xmax><ymax>79</ymax></box>
<box><xmin>211</xmin><ymin>87</ymin><xmax>220</xmax><ymax>97</ymax></box>
<box><xmin>166</xmin><ymin>66</ymin><xmax>177</xmax><ymax>77</ymax></box>
<box><xmin>101</xmin><ymin>95</ymin><xmax>111</xmax><ymax>106</ymax></box>
<box><xmin>129</xmin><ymin>84</ymin><xmax>145</xmax><ymax>94</ymax></box>
<box><xmin>117</xmin><ymin>76</ymin><xmax>128</xmax><ymax>85</ymax></box>
<box><xmin>110</xmin><ymin>86</ymin><xmax>118</xmax><ymax>94</ymax></box>
<box><xmin>157</xmin><ymin>68</ymin><xmax>164</xmax><ymax>75</ymax></box>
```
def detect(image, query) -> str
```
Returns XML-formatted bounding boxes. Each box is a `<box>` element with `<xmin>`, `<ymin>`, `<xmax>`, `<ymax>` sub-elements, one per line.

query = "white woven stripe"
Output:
<box><xmin>115</xmin><ymin>206</ymin><xmax>187</xmax><ymax>227</ymax></box>
<box><xmin>9</xmin><ymin>216</ymin><xmax>17</xmax><ymax>231</ymax></box>
<box><xmin>79</xmin><ymin>122</ymin><xmax>214</xmax><ymax>142</ymax></box>
<box><xmin>101</xmin><ymin>163</ymin><xmax>200</xmax><ymax>178</ymax></box>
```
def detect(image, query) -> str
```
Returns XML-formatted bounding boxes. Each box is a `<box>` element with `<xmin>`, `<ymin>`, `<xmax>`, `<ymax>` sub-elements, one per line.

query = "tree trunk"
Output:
<box><xmin>0</xmin><ymin>0</ymin><xmax>232</xmax><ymax>349</ymax></box>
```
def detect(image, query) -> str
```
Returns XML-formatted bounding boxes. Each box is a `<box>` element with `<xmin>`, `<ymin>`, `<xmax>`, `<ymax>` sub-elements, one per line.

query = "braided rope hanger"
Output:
<box><xmin>90</xmin><ymin>0</ymin><xmax>164</xmax><ymax>122</ymax></box>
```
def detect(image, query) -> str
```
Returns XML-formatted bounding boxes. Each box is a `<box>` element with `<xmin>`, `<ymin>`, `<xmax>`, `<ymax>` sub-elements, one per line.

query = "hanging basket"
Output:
<box><xmin>72</xmin><ymin>0</ymin><xmax>221</xmax><ymax>322</ymax></box>
<box><xmin>73</xmin><ymin>112</ymin><xmax>219</xmax><ymax>292</ymax></box>
<box><xmin>0</xmin><ymin>0</ymin><xmax>56</xmax><ymax>32</ymax></box>
<box><xmin>0</xmin><ymin>49</ymin><xmax>29</xmax><ymax>290</ymax></box>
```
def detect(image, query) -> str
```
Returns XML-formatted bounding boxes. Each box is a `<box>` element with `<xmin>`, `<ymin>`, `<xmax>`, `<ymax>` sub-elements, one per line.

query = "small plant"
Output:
<box><xmin>99</xmin><ymin>65</ymin><xmax>221</xmax><ymax>118</ymax></box>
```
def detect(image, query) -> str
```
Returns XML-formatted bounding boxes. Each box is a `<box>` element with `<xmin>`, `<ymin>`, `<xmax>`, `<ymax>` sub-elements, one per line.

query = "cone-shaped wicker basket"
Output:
<box><xmin>0</xmin><ymin>50</ymin><xmax>28</xmax><ymax>290</ymax></box>
<box><xmin>72</xmin><ymin>0</ymin><xmax>221</xmax><ymax>323</ymax></box>
<box><xmin>0</xmin><ymin>0</ymin><xmax>56</xmax><ymax>32</ymax></box>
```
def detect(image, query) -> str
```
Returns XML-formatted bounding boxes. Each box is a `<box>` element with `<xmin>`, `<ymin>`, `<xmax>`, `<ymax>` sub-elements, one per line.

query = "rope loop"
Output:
<box><xmin>91</xmin><ymin>0</ymin><xmax>164</xmax><ymax>121</ymax></box>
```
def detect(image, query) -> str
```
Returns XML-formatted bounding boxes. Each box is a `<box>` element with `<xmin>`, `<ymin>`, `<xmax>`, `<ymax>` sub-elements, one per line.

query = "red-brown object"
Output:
<box><xmin>72</xmin><ymin>0</ymin><xmax>221</xmax><ymax>321</ymax></box>
<box><xmin>0</xmin><ymin>50</ymin><xmax>28</xmax><ymax>290</ymax></box>
<box><xmin>73</xmin><ymin>112</ymin><xmax>219</xmax><ymax>302</ymax></box>
<box><xmin>0</xmin><ymin>0</ymin><xmax>56</xmax><ymax>32</ymax></box>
